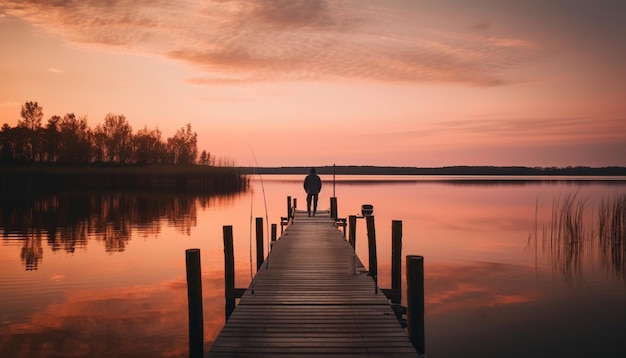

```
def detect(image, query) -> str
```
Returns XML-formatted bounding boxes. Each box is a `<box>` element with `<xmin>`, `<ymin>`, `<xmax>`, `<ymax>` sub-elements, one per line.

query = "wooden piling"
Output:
<box><xmin>407</xmin><ymin>255</ymin><xmax>425</xmax><ymax>356</ymax></box>
<box><xmin>223</xmin><ymin>226</ymin><xmax>235</xmax><ymax>320</ymax></box>
<box><xmin>271</xmin><ymin>223</ymin><xmax>277</xmax><ymax>242</ymax></box>
<box><xmin>287</xmin><ymin>196</ymin><xmax>292</xmax><ymax>218</ymax></box>
<box><xmin>349</xmin><ymin>215</ymin><xmax>357</xmax><ymax>249</ymax></box>
<box><xmin>256</xmin><ymin>217</ymin><xmax>264</xmax><ymax>271</ymax></box>
<box><xmin>391</xmin><ymin>220</ymin><xmax>403</xmax><ymax>304</ymax></box>
<box><xmin>330</xmin><ymin>197</ymin><xmax>338</xmax><ymax>220</ymax></box>
<box><xmin>365</xmin><ymin>215</ymin><xmax>378</xmax><ymax>291</ymax></box>
<box><xmin>185</xmin><ymin>248</ymin><xmax>204</xmax><ymax>358</ymax></box>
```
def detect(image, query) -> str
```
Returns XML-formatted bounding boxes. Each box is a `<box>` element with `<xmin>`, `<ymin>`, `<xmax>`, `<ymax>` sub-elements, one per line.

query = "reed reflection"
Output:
<box><xmin>1</xmin><ymin>192</ymin><xmax>241</xmax><ymax>270</ymax></box>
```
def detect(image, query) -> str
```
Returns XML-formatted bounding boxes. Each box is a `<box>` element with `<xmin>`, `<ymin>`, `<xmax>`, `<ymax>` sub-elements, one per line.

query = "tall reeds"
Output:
<box><xmin>545</xmin><ymin>192</ymin><xmax>589</xmax><ymax>282</ymax></box>
<box><xmin>598</xmin><ymin>194</ymin><xmax>626</xmax><ymax>281</ymax></box>
<box><xmin>534</xmin><ymin>192</ymin><xmax>626</xmax><ymax>283</ymax></box>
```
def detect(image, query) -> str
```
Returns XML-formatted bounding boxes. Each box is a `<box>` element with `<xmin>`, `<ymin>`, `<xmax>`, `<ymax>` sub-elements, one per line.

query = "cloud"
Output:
<box><xmin>435</xmin><ymin>116</ymin><xmax>626</xmax><ymax>144</ymax></box>
<box><xmin>47</xmin><ymin>67</ymin><xmax>63</xmax><ymax>73</ymax></box>
<box><xmin>1</xmin><ymin>0</ymin><xmax>543</xmax><ymax>86</ymax></box>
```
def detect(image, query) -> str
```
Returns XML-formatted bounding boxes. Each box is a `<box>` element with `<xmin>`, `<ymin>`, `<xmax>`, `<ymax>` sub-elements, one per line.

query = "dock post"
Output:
<box><xmin>287</xmin><ymin>196</ymin><xmax>292</xmax><ymax>218</ymax></box>
<box><xmin>348</xmin><ymin>215</ymin><xmax>357</xmax><ymax>249</ymax></box>
<box><xmin>185</xmin><ymin>248</ymin><xmax>204</xmax><ymax>358</ymax></box>
<box><xmin>407</xmin><ymin>255</ymin><xmax>425</xmax><ymax>356</ymax></box>
<box><xmin>271</xmin><ymin>223</ymin><xmax>277</xmax><ymax>242</ymax></box>
<box><xmin>293</xmin><ymin>198</ymin><xmax>297</xmax><ymax>211</ymax></box>
<box><xmin>256</xmin><ymin>217</ymin><xmax>264</xmax><ymax>270</ymax></box>
<box><xmin>330</xmin><ymin>197</ymin><xmax>338</xmax><ymax>220</ymax></box>
<box><xmin>365</xmin><ymin>215</ymin><xmax>378</xmax><ymax>292</ymax></box>
<box><xmin>223</xmin><ymin>226</ymin><xmax>236</xmax><ymax>320</ymax></box>
<box><xmin>391</xmin><ymin>220</ymin><xmax>402</xmax><ymax>304</ymax></box>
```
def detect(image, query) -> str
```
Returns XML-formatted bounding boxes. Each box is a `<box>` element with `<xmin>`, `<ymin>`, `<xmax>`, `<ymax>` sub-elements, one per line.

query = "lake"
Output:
<box><xmin>1</xmin><ymin>175</ymin><xmax>626</xmax><ymax>357</ymax></box>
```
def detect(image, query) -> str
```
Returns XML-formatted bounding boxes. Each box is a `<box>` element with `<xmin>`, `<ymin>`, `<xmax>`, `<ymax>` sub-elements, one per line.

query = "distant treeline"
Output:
<box><xmin>0</xmin><ymin>101</ymin><xmax>218</xmax><ymax>165</ymax></box>
<box><xmin>239</xmin><ymin>165</ymin><xmax>626</xmax><ymax>176</ymax></box>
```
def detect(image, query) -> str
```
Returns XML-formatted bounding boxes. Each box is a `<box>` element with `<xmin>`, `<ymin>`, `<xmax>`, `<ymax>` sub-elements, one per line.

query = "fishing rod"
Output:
<box><xmin>248</xmin><ymin>166</ymin><xmax>255</xmax><ymax>294</ymax></box>
<box><xmin>247</xmin><ymin>144</ymin><xmax>271</xmax><ymax>270</ymax></box>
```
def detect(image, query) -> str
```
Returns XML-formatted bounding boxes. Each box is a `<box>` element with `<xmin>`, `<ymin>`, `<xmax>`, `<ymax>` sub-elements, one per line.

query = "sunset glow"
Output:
<box><xmin>1</xmin><ymin>0</ymin><xmax>625</xmax><ymax>167</ymax></box>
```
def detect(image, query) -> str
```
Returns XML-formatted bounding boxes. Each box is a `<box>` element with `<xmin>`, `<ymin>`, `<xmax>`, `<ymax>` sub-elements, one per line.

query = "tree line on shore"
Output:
<box><xmin>0</xmin><ymin>101</ymin><xmax>216</xmax><ymax>166</ymax></box>
<box><xmin>239</xmin><ymin>165</ymin><xmax>626</xmax><ymax>176</ymax></box>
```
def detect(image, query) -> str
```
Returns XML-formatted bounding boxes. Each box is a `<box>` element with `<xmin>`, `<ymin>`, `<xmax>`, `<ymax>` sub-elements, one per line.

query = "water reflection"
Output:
<box><xmin>425</xmin><ymin>261</ymin><xmax>626</xmax><ymax>358</ymax></box>
<box><xmin>1</xmin><ymin>192</ymin><xmax>242</xmax><ymax>270</ymax></box>
<box><xmin>0</xmin><ymin>273</ymin><xmax>225</xmax><ymax>358</ymax></box>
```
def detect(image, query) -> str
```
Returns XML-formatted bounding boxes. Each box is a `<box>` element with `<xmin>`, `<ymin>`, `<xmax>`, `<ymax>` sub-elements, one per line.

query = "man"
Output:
<box><xmin>303</xmin><ymin>168</ymin><xmax>322</xmax><ymax>217</ymax></box>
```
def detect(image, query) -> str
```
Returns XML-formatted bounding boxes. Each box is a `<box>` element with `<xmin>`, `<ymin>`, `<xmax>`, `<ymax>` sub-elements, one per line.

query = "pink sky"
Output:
<box><xmin>1</xmin><ymin>0</ymin><xmax>625</xmax><ymax>167</ymax></box>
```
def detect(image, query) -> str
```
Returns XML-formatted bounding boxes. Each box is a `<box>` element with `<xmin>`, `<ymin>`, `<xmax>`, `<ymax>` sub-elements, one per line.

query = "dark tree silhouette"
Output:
<box><xmin>1</xmin><ymin>100</ymin><xmax>212</xmax><ymax>166</ymax></box>
<box><xmin>167</xmin><ymin>123</ymin><xmax>198</xmax><ymax>165</ymax></box>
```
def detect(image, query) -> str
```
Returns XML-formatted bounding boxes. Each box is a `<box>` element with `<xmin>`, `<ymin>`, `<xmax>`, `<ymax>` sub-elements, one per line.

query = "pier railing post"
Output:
<box><xmin>349</xmin><ymin>215</ymin><xmax>357</xmax><ymax>249</ymax></box>
<box><xmin>185</xmin><ymin>248</ymin><xmax>204</xmax><ymax>358</ymax></box>
<box><xmin>287</xmin><ymin>196</ymin><xmax>292</xmax><ymax>218</ymax></box>
<box><xmin>365</xmin><ymin>215</ymin><xmax>378</xmax><ymax>291</ymax></box>
<box><xmin>330</xmin><ymin>197</ymin><xmax>338</xmax><ymax>220</ymax></box>
<box><xmin>391</xmin><ymin>220</ymin><xmax>402</xmax><ymax>304</ymax></box>
<box><xmin>271</xmin><ymin>223</ymin><xmax>277</xmax><ymax>242</ymax></box>
<box><xmin>223</xmin><ymin>226</ymin><xmax>235</xmax><ymax>320</ymax></box>
<box><xmin>407</xmin><ymin>255</ymin><xmax>425</xmax><ymax>356</ymax></box>
<box><xmin>256</xmin><ymin>217</ymin><xmax>264</xmax><ymax>271</ymax></box>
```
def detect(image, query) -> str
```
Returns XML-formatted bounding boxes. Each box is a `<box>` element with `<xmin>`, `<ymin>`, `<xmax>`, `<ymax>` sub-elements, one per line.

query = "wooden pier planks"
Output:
<box><xmin>207</xmin><ymin>210</ymin><xmax>418</xmax><ymax>357</ymax></box>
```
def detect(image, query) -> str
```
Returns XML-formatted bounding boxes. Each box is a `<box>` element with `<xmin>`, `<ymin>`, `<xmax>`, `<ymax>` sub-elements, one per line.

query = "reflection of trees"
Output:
<box><xmin>531</xmin><ymin>193</ymin><xmax>626</xmax><ymax>283</ymax></box>
<box><xmin>21</xmin><ymin>233</ymin><xmax>43</xmax><ymax>271</ymax></box>
<box><xmin>1</xmin><ymin>192</ymin><xmax>238</xmax><ymax>269</ymax></box>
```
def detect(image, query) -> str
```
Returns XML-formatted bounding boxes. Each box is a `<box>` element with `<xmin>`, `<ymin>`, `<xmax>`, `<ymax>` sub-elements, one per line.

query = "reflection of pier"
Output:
<box><xmin>205</xmin><ymin>209</ymin><xmax>421</xmax><ymax>357</ymax></box>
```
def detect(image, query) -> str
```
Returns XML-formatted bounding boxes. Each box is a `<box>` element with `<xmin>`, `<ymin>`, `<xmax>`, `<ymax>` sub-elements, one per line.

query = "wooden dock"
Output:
<box><xmin>207</xmin><ymin>209</ymin><xmax>419</xmax><ymax>357</ymax></box>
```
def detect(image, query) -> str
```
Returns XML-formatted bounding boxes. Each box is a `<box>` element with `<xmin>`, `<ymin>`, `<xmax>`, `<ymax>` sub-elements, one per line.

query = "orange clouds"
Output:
<box><xmin>1</xmin><ymin>0</ymin><xmax>544</xmax><ymax>86</ymax></box>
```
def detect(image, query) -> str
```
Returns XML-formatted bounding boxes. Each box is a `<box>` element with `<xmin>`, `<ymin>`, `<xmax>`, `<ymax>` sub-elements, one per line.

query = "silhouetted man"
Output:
<box><xmin>303</xmin><ymin>168</ymin><xmax>322</xmax><ymax>217</ymax></box>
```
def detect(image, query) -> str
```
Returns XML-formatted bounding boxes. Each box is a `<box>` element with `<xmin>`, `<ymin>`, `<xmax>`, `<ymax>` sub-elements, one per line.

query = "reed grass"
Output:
<box><xmin>544</xmin><ymin>192</ymin><xmax>589</xmax><ymax>281</ymax></box>
<box><xmin>598</xmin><ymin>193</ymin><xmax>626</xmax><ymax>281</ymax></box>
<box><xmin>534</xmin><ymin>191</ymin><xmax>626</xmax><ymax>282</ymax></box>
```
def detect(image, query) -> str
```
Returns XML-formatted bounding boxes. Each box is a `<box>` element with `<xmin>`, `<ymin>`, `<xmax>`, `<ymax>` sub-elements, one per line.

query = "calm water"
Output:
<box><xmin>1</xmin><ymin>175</ymin><xmax>626</xmax><ymax>358</ymax></box>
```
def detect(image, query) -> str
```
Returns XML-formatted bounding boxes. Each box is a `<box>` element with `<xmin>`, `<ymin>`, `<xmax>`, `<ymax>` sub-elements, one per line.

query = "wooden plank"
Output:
<box><xmin>207</xmin><ymin>210</ymin><xmax>418</xmax><ymax>357</ymax></box>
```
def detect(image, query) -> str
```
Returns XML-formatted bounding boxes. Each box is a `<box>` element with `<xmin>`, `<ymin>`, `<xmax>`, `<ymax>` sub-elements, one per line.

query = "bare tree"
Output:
<box><xmin>17</xmin><ymin>101</ymin><xmax>44</xmax><ymax>161</ymax></box>
<box><xmin>58</xmin><ymin>113</ymin><xmax>91</xmax><ymax>164</ymax></box>
<box><xmin>18</xmin><ymin>101</ymin><xmax>43</xmax><ymax>131</ymax></box>
<box><xmin>199</xmin><ymin>150</ymin><xmax>211</xmax><ymax>165</ymax></box>
<box><xmin>95</xmin><ymin>114</ymin><xmax>133</xmax><ymax>164</ymax></box>
<box><xmin>166</xmin><ymin>123</ymin><xmax>197</xmax><ymax>165</ymax></box>
<box><xmin>42</xmin><ymin>115</ymin><xmax>61</xmax><ymax>163</ymax></box>
<box><xmin>133</xmin><ymin>126</ymin><xmax>165</xmax><ymax>164</ymax></box>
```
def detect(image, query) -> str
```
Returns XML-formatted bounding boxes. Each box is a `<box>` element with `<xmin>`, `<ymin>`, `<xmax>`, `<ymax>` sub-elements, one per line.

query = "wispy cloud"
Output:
<box><xmin>47</xmin><ymin>67</ymin><xmax>63</xmax><ymax>73</ymax></box>
<box><xmin>436</xmin><ymin>116</ymin><xmax>626</xmax><ymax>144</ymax></box>
<box><xmin>1</xmin><ymin>0</ymin><xmax>542</xmax><ymax>86</ymax></box>
<box><xmin>381</xmin><ymin>116</ymin><xmax>626</xmax><ymax>148</ymax></box>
